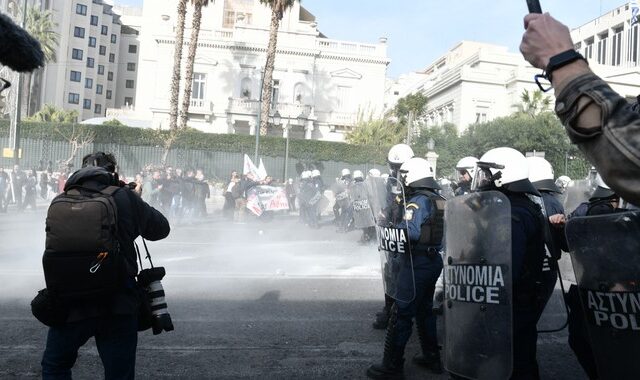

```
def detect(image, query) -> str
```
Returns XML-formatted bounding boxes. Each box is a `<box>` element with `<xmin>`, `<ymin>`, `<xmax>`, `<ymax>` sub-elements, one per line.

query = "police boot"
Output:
<box><xmin>372</xmin><ymin>296</ymin><xmax>393</xmax><ymax>330</ymax></box>
<box><xmin>412</xmin><ymin>317</ymin><xmax>443</xmax><ymax>374</ymax></box>
<box><xmin>366</xmin><ymin>310</ymin><xmax>405</xmax><ymax>379</ymax></box>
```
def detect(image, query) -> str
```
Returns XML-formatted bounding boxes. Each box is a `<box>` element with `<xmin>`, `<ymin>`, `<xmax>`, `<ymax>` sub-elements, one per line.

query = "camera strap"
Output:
<box><xmin>135</xmin><ymin>239</ymin><xmax>155</xmax><ymax>270</ymax></box>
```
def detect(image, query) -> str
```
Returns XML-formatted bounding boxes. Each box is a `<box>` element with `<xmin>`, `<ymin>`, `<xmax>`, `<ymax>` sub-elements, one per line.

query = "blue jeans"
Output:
<box><xmin>392</xmin><ymin>253</ymin><xmax>444</xmax><ymax>354</ymax></box>
<box><xmin>41</xmin><ymin>315</ymin><xmax>138</xmax><ymax>380</ymax></box>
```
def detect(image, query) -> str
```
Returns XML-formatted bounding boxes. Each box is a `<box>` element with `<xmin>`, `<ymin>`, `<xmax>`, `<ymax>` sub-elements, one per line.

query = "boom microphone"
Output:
<box><xmin>0</xmin><ymin>12</ymin><xmax>45</xmax><ymax>72</ymax></box>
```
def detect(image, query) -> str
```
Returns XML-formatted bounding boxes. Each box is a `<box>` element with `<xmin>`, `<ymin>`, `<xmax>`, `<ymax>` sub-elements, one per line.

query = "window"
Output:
<box><xmin>86</xmin><ymin>57</ymin><xmax>94</xmax><ymax>68</ymax></box>
<box><xmin>85</xmin><ymin>78</ymin><xmax>93</xmax><ymax>89</ymax></box>
<box><xmin>124</xmin><ymin>96</ymin><xmax>133</xmax><ymax>106</ymax></box>
<box><xmin>111</xmin><ymin>34</ymin><xmax>117</xmax><ymax>43</ymax></box>
<box><xmin>597</xmin><ymin>32</ymin><xmax>608</xmax><ymax>65</ymax></box>
<box><xmin>107</xmin><ymin>71</ymin><xmax>113</xmax><ymax>81</ymax></box>
<box><xmin>94</xmin><ymin>104</ymin><xmax>102</xmax><ymax>114</ymax></box>
<box><xmin>630</xmin><ymin>25</ymin><xmax>639</xmax><ymax>64</ymax></box>
<box><xmin>192</xmin><ymin>73</ymin><xmax>206</xmax><ymax>100</ymax></box>
<box><xmin>125</xmin><ymin>79</ymin><xmax>135</xmax><ymax>89</ymax></box>
<box><xmin>96</xmin><ymin>84</ymin><xmax>103</xmax><ymax>94</ymax></box>
<box><xmin>128</xmin><ymin>44</ymin><xmax>137</xmax><ymax>54</ymax></box>
<box><xmin>222</xmin><ymin>0</ymin><xmax>254</xmax><ymax>28</ymax></box>
<box><xmin>72</xmin><ymin>48</ymin><xmax>83</xmax><ymax>60</ymax></box>
<box><xmin>475</xmin><ymin>112</ymin><xmax>487</xmax><ymax>123</ymax></box>
<box><xmin>74</xmin><ymin>27</ymin><xmax>85</xmax><ymax>38</ymax></box>
<box><xmin>584</xmin><ymin>38</ymin><xmax>594</xmax><ymax>60</ymax></box>
<box><xmin>68</xmin><ymin>93</ymin><xmax>80</xmax><ymax>104</ymax></box>
<box><xmin>69</xmin><ymin>71</ymin><xmax>82</xmax><ymax>82</ymax></box>
<box><xmin>98</xmin><ymin>65</ymin><xmax>104</xmax><ymax>75</ymax></box>
<box><xmin>76</xmin><ymin>3</ymin><xmax>87</xmax><ymax>15</ymax></box>
<box><xmin>106</xmin><ymin>90</ymin><xmax>112</xmax><ymax>99</ymax></box>
<box><xmin>240</xmin><ymin>77</ymin><xmax>251</xmax><ymax>98</ymax></box>
<box><xmin>101</xmin><ymin>25</ymin><xmax>108</xmax><ymax>35</ymax></box>
<box><xmin>90</xmin><ymin>15</ymin><xmax>98</xmax><ymax>26</ymax></box>
<box><xmin>293</xmin><ymin>83</ymin><xmax>306</xmax><ymax>104</ymax></box>
<box><xmin>83</xmin><ymin>99</ymin><xmax>92</xmax><ymax>109</ymax></box>
<box><xmin>99</xmin><ymin>45</ymin><xmax>106</xmax><ymax>55</ymax></box>
<box><xmin>612</xmin><ymin>27</ymin><xmax>623</xmax><ymax>66</ymax></box>
<box><xmin>109</xmin><ymin>53</ymin><xmax>115</xmax><ymax>63</ymax></box>
<box><xmin>270</xmin><ymin>79</ymin><xmax>279</xmax><ymax>109</ymax></box>
<box><xmin>337</xmin><ymin>86</ymin><xmax>351</xmax><ymax>110</ymax></box>
<box><xmin>127</xmin><ymin>62</ymin><xmax>136</xmax><ymax>71</ymax></box>
<box><xmin>88</xmin><ymin>37</ymin><xmax>96</xmax><ymax>47</ymax></box>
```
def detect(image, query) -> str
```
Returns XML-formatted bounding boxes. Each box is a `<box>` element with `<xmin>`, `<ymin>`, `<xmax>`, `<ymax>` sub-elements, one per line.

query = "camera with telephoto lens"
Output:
<box><xmin>137</xmin><ymin>267</ymin><xmax>174</xmax><ymax>335</ymax></box>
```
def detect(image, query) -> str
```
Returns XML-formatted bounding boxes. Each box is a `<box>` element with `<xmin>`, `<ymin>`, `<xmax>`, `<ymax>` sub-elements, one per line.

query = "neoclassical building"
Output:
<box><xmin>133</xmin><ymin>0</ymin><xmax>390</xmax><ymax>141</ymax></box>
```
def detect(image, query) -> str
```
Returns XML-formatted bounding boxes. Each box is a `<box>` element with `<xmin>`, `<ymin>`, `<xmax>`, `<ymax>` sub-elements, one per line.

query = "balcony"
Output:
<box><xmin>188</xmin><ymin>99</ymin><xmax>213</xmax><ymax>115</ymax></box>
<box><xmin>329</xmin><ymin>112</ymin><xmax>357</xmax><ymax>126</ymax></box>
<box><xmin>227</xmin><ymin>98</ymin><xmax>312</xmax><ymax>118</ymax></box>
<box><xmin>316</xmin><ymin>38</ymin><xmax>384</xmax><ymax>57</ymax></box>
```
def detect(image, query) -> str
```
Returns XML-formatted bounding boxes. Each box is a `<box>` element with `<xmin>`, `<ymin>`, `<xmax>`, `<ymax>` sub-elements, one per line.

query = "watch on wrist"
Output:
<box><xmin>545</xmin><ymin>49</ymin><xmax>587</xmax><ymax>83</ymax></box>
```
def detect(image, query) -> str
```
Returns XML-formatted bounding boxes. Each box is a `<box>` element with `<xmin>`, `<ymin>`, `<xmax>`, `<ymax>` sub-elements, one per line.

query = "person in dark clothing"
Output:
<box><xmin>223</xmin><ymin>171</ymin><xmax>238</xmax><ymax>219</ymax></box>
<box><xmin>40</xmin><ymin>171</ymin><xmax>49</xmax><ymax>199</ymax></box>
<box><xmin>473</xmin><ymin>147</ymin><xmax>546</xmax><ymax>380</ymax></box>
<box><xmin>194</xmin><ymin>169</ymin><xmax>209</xmax><ymax>217</ymax></box>
<box><xmin>285</xmin><ymin>178</ymin><xmax>297</xmax><ymax>212</ymax></box>
<box><xmin>41</xmin><ymin>152</ymin><xmax>170</xmax><ymax>380</ymax></box>
<box><xmin>0</xmin><ymin>166</ymin><xmax>8</xmax><ymax>212</ymax></box>
<box><xmin>9</xmin><ymin>164</ymin><xmax>25</xmax><ymax>210</ymax></box>
<box><xmin>22</xmin><ymin>169</ymin><xmax>38</xmax><ymax>210</ymax></box>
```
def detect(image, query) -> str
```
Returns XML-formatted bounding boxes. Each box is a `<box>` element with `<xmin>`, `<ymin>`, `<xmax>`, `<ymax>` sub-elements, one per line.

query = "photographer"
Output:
<box><xmin>40</xmin><ymin>152</ymin><xmax>170</xmax><ymax>379</ymax></box>
<box><xmin>520</xmin><ymin>13</ymin><xmax>640</xmax><ymax>206</ymax></box>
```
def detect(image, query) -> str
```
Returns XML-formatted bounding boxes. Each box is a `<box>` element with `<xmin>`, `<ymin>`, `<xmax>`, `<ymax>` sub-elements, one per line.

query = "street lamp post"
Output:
<box><xmin>564</xmin><ymin>152</ymin><xmax>575</xmax><ymax>176</ymax></box>
<box><xmin>425</xmin><ymin>138</ymin><xmax>439</xmax><ymax>176</ymax></box>
<box><xmin>254</xmin><ymin>69</ymin><xmax>265</xmax><ymax>163</ymax></box>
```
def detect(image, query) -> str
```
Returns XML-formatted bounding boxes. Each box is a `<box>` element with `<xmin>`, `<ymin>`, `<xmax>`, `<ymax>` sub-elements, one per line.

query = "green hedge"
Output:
<box><xmin>0</xmin><ymin>120</ymin><xmax>388</xmax><ymax>164</ymax></box>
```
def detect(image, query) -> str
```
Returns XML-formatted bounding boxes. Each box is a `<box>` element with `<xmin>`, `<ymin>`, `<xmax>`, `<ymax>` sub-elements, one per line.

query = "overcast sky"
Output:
<box><xmin>118</xmin><ymin>0</ymin><xmax>628</xmax><ymax>78</ymax></box>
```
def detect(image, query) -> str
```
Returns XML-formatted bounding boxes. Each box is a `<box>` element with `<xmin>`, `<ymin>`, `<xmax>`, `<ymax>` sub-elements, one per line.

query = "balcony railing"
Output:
<box><xmin>316</xmin><ymin>39</ymin><xmax>382</xmax><ymax>56</ymax></box>
<box><xmin>188</xmin><ymin>99</ymin><xmax>213</xmax><ymax>114</ymax></box>
<box><xmin>227</xmin><ymin>98</ymin><xmax>312</xmax><ymax>118</ymax></box>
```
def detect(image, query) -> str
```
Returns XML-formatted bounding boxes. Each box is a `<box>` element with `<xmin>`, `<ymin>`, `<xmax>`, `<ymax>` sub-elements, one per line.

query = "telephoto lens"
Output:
<box><xmin>137</xmin><ymin>267</ymin><xmax>174</xmax><ymax>335</ymax></box>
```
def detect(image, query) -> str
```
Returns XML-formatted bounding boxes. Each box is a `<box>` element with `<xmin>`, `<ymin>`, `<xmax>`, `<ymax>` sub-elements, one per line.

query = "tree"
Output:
<box><xmin>516</xmin><ymin>89</ymin><xmax>551</xmax><ymax>118</ymax></box>
<box><xmin>168</xmin><ymin>0</ymin><xmax>188</xmax><ymax>130</ymax></box>
<box><xmin>345</xmin><ymin>116</ymin><xmax>406</xmax><ymax>149</ymax></box>
<box><xmin>26</xmin><ymin>104</ymin><xmax>78</xmax><ymax>123</ymax></box>
<box><xmin>414</xmin><ymin>123</ymin><xmax>463</xmax><ymax>177</ymax></box>
<box><xmin>259</xmin><ymin>0</ymin><xmax>297</xmax><ymax>135</ymax></box>
<box><xmin>178</xmin><ymin>0</ymin><xmax>211</xmax><ymax>130</ymax></box>
<box><xmin>25</xmin><ymin>7</ymin><xmax>59</xmax><ymax>116</ymax></box>
<box><xmin>55</xmin><ymin>125</ymin><xmax>95</xmax><ymax>170</ymax></box>
<box><xmin>392</xmin><ymin>92</ymin><xmax>428</xmax><ymax>123</ymax></box>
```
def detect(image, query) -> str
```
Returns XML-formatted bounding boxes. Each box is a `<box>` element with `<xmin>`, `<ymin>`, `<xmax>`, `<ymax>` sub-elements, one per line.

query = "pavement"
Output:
<box><xmin>0</xmin><ymin>206</ymin><xmax>587</xmax><ymax>379</ymax></box>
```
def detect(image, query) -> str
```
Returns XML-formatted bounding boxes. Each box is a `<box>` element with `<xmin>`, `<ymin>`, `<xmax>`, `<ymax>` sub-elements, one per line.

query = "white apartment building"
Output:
<box><xmin>132</xmin><ymin>0</ymin><xmax>390</xmax><ymax>141</ymax></box>
<box><xmin>37</xmin><ymin>0</ymin><xmax>125</xmax><ymax>120</ymax></box>
<box><xmin>113</xmin><ymin>6</ymin><xmax>141</xmax><ymax>109</ymax></box>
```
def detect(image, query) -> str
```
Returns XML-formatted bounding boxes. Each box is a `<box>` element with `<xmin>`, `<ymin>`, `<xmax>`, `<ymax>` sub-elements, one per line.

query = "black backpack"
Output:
<box><xmin>43</xmin><ymin>185</ymin><xmax>122</xmax><ymax>300</ymax></box>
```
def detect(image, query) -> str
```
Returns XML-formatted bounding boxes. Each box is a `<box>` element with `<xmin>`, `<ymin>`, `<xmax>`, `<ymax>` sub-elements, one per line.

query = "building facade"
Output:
<box><xmin>133</xmin><ymin>0</ymin><xmax>390</xmax><ymax>141</ymax></box>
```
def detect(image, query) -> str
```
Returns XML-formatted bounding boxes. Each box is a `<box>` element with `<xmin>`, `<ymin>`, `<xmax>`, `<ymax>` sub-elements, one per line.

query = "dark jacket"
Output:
<box><xmin>64</xmin><ymin>167</ymin><xmax>170</xmax><ymax>321</ymax></box>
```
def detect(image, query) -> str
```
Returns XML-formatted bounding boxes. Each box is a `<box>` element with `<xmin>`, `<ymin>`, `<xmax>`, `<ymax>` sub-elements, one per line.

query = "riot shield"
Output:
<box><xmin>373</xmin><ymin>177</ymin><xmax>415</xmax><ymax>303</ymax></box>
<box><xmin>351</xmin><ymin>181</ymin><xmax>375</xmax><ymax>229</ymax></box>
<box><xmin>562</xmin><ymin>179</ymin><xmax>593</xmax><ymax>214</ymax></box>
<box><xmin>565</xmin><ymin>211</ymin><xmax>640</xmax><ymax>380</ymax></box>
<box><xmin>444</xmin><ymin>191</ymin><xmax>513</xmax><ymax>380</ymax></box>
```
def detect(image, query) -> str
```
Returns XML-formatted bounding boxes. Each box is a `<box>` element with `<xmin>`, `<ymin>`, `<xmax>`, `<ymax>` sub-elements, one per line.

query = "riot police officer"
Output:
<box><xmin>367</xmin><ymin>157</ymin><xmax>444</xmax><ymax>379</ymax></box>
<box><xmin>373</xmin><ymin>144</ymin><xmax>415</xmax><ymax>330</ymax></box>
<box><xmin>473</xmin><ymin>147</ymin><xmax>546</xmax><ymax>379</ymax></box>
<box><xmin>452</xmin><ymin>156</ymin><xmax>478</xmax><ymax>196</ymax></box>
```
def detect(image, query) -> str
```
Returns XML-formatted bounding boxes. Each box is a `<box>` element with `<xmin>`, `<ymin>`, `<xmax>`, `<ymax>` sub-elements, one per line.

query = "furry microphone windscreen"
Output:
<box><xmin>0</xmin><ymin>12</ymin><xmax>45</xmax><ymax>72</ymax></box>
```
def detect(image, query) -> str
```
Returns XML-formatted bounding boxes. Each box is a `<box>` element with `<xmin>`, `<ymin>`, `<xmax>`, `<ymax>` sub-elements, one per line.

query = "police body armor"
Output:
<box><xmin>565</xmin><ymin>210</ymin><xmax>640</xmax><ymax>380</ymax></box>
<box><xmin>444</xmin><ymin>190</ymin><xmax>513</xmax><ymax>380</ymax></box>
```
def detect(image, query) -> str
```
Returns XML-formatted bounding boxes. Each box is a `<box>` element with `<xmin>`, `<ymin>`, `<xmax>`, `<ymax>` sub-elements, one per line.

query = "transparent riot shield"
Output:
<box><xmin>562</xmin><ymin>179</ymin><xmax>593</xmax><ymax>214</ymax></box>
<box><xmin>444</xmin><ymin>190</ymin><xmax>513</xmax><ymax>380</ymax></box>
<box><xmin>351</xmin><ymin>181</ymin><xmax>375</xmax><ymax>229</ymax></box>
<box><xmin>565</xmin><ymin>211</ymin><xmax>640</xmax><ymax>380</ymax></box>
<box><xmin>371</xmin><ymin>176</ymin><xmax>415</xmax><ymax>303</ymax></box>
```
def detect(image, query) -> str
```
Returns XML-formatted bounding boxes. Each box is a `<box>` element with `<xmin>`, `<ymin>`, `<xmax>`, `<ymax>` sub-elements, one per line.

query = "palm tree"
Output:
<box><xmin>26</xmin><ymin>6</ymin><xmax>58</xmax><ymax>116</ymax></box>
<box><xmin>258</xmin><ymin>0</ymin><xmax>297</xmax><ymax>135</ymax></box>
<box><xmin>178</xmin><ymin>0</ymin><xmax>211</xmax><ymax>130</ymax></box>
<box><xmin>27</xmin><ymin>104</ymin><xmax>78</xmax><ymax>123</ymax></box>
<box><xmin>169</xmin><ymin>0</ymin><xmax>188</xmax><ymax>130</ymax></box>
<box><xmin>517</xmin><ymin>89</ymin><xmax>551</xmax><ymax>118</ymax></box>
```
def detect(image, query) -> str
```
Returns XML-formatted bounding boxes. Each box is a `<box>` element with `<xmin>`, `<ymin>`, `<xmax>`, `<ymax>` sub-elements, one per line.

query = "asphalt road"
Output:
<box><xmin>0</xmin><ymin>208</ymin><xmax>587</xmax><ymax>379</ymax></box>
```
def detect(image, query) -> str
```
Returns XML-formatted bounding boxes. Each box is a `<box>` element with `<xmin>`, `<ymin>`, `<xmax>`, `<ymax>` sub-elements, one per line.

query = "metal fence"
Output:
<box><xmin>0</xmin><ymin>137</ymin><xmax>386</xmax><ymax>184</ymax></box>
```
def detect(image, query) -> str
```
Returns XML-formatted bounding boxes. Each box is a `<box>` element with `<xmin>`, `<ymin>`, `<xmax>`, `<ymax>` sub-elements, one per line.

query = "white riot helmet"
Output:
<box><xmin>399</xmin><ymin>157</ymin><xmax>440</xmax><ymax>190</ymax></box>
<box><xmin>526</xmin><ymin>156</ymin><xmax>561</xmax><ymax>193</ymax></box>
<box><xmin>387</xmin><ymin>144</ymin><xmax>414</xmax><ymax>169</ymax></box>
<box><xmin>301</xmin><ymin>171</ymin><xmax>311</xmax><ymax>179</ymax></box>
<box><xmin>368</xmin><ymin>168</ymin><xmax>381</xmax><ymax>177</ymax></box>
<box><xmin>555</xmin><ymin>175</ymin><xmax>571</xmax><ymax>191</ymax></box>
<box><xmin>341</xmin><ymin>168</ymin><xmax>351</xmax><ymax>177</ymax></box>
<box><xmin>311</xmin><ymin>169</ymin><xmax>321</xmax><ymax>178</ymax></box>
<box><xmin>455</xmin><ymin>156</ymin><xmax>478</xmax><ymax>180</ymax></box>
<box><xmin>474</xmin><ymin>147</ymin><xmax>539</xmax><ymax>195</ymax></box>
<box><xmin>353</xmin><ymin>170</ymin><xmax>364</xmax><ymax>180</ymax></box>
